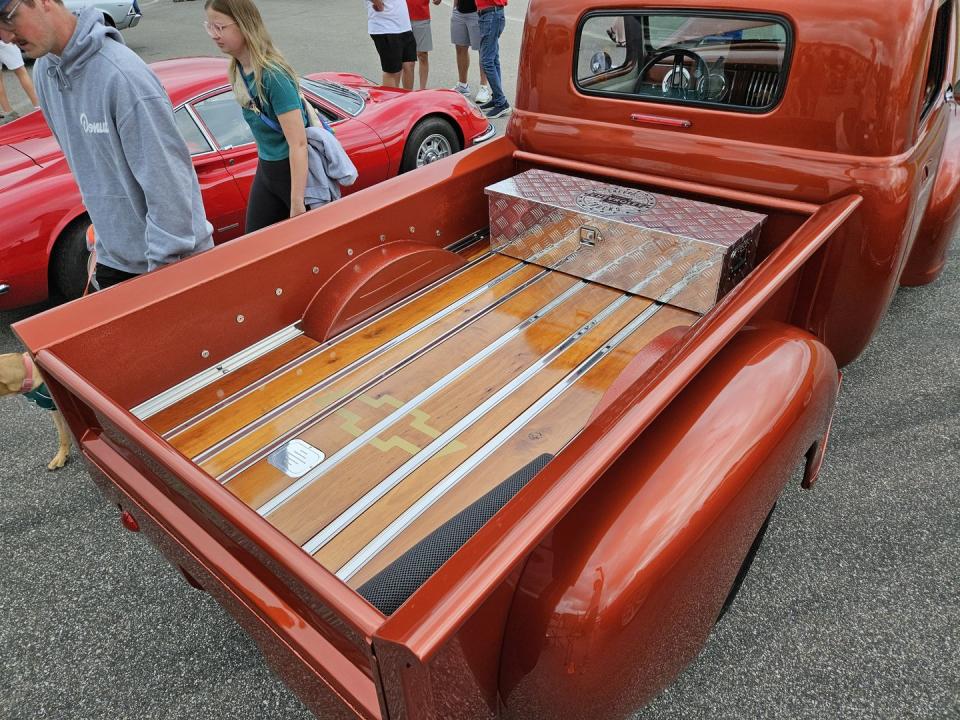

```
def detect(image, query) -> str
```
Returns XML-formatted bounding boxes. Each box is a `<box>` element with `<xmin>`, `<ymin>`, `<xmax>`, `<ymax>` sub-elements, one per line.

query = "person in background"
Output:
<box><xmin>204</xmin><ymin>0</ymin><xmax>310</xmax><ymax>233</ymax></box>
<box><xmin>0</xmin><ymin>0</ymin><xmax>213</xmax><ymax>292</ymax></box>
<box><xmin>476</xmin><ymin>0</ymin><xmax>509</xmax><ymax>118</ymax></box>
<box><xmin>606</xmin><ymin>16</ymin><xmax>626</xmax><ymax>47</ymax></box>
<box><xmin>0</xmin><ymin>38</ymin><xmax>39</xmax><ymax>123</ymax></box>
<box><xmin>450</xmin><ymin>0</ymin><xmax>490</xmax><ymax>104</ymax></box>
<box><xmin>405</xmin><ymin>0</ymin><xmax>440</xmax><ymax>91</ymax></box>
<box><xmin>366</xmin><ymin>0</ymin><xmax>415</xmax><ymax>89</ymax></box>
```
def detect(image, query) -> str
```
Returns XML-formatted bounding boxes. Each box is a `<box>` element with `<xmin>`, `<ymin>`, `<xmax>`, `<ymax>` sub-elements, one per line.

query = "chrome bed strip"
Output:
<box><xmin>335</xmin><ymin>299</ymin><xmax>668</xmax><ymax>579</ymax></box>
<box><xmin>215</xmin><ymin>267</ymin><xmax>551</xmax><ymax>482</ymax></box>
<box><xmin>194</xmin><ymin>259</ymin><xmax>532</xmax><ymax>468</ymax></box>
<box><xmin>329</xmin><ymin>266</ymin><xmax>708</xmax><ymax>578</ymax></box>
<box><xmin>302</xmin><ymin>291</ymin><xmax>637</xmax><ymax>557</ymax></box>
<box><xmin>257</xmin><ymin>282</ymin><xmax>589</xmax><ymax>517</ymax></box>
<box><xmin>130</xmin><ymin>325</ymin><xmax>303</xmax><ymax>421</ymax></box>
<box><xmin>161</xmin><ymin>250</ymin><xmax>496</xmax><ymax>439</ymax></box>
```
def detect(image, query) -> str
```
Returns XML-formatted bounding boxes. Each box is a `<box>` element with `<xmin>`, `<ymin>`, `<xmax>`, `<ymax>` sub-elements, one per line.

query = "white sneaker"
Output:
<box><xmin>452</xmin><ymin>82</ymin><xmax>471</xmax><ymax>96</ymax></box>
<box><xmin>475</xmin><ymin>84</ymin><xmax>492</xmax><ymax>105</ymax></box>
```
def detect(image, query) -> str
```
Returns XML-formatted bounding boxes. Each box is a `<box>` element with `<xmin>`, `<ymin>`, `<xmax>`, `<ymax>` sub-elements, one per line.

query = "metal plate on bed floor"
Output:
<box><xmin>268</xmin><ymin>440</ymin><xmax>326</xmax><ymax>478</ymax></box>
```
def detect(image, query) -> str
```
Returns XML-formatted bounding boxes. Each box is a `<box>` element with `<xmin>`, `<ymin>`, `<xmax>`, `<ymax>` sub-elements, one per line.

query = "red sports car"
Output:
<box><xmin>0</xmin><ymin>57</ymin><xmax>495</xmax><ymax>310</ymax></box>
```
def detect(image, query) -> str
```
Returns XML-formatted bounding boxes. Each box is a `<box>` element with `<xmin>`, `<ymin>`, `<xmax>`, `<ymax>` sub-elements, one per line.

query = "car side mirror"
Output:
<box><xmin>591</xmin><ymin>51</ymin><xmax>613</xmax><ymax>75</ymax></box>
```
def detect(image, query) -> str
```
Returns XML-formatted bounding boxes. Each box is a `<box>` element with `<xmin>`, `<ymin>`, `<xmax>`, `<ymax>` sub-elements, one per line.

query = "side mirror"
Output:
<box><xmin>591</xmin><ymin>51</ymin><xmax>613</xmax><ymax>75</ymax></box>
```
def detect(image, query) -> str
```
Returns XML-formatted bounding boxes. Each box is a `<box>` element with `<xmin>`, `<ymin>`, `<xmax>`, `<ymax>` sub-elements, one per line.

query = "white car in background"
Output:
<box><xmin>64</xmin><ymin>0</ymin><xmax>142</xmax><ymax>29</ymax></box>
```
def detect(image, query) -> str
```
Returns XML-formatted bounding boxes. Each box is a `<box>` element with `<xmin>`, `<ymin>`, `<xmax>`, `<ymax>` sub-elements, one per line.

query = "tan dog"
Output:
<box><xmin>0</xmin><ymin>352</ymin><xmax>71</xmax><ymax>470</ymax></box>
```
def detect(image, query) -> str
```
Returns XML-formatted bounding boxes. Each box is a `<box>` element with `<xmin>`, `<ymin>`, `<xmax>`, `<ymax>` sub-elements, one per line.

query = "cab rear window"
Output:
<box><xmin>575</xmin><ymin>12</ymin><xmax>792</xmax><ymax>112</ymax></box>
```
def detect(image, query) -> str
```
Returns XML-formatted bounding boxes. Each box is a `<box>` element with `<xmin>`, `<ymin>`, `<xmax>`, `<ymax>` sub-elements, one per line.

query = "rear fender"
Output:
<box><xmin>901</xmin><ymin>111</ymin><xmax>960</xmax><ymax>286</ymax></box>
<box><xmin>498</xmin><ymin>323</ymin><xmax>839</xmax><ymax>720</ymax></box>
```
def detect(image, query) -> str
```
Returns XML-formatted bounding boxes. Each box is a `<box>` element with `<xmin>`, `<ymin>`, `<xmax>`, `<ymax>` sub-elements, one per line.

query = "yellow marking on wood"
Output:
<box><xmin>335</xmin><ymin>394</ymin><xmax>466</xmax><ymax>457</ymax></box>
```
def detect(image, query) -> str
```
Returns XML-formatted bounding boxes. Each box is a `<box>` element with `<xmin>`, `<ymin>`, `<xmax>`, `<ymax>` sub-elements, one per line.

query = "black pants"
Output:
<box><xmin>87</xmin><ymin>263</ymin><xmax>139</xmax><ymax>293</ymax></box>
<box><xmin>246</xmin><ymin>157</ymin><xmax>292</xmax><ymax>234</ymax></box>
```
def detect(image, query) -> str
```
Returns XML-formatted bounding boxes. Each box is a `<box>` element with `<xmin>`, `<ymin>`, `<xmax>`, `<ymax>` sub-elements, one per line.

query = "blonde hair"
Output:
<box><xmin>204</xmin><ymin>0</ymin><xmax>299</xmax><ymax>110</ymax></box>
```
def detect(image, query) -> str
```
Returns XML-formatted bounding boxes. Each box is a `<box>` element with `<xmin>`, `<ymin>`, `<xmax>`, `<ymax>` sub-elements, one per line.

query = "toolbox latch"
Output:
<box><xmin>579</xmin><ymin>226</ymin><xmax>602</xmax><ymax>247</ymax></box>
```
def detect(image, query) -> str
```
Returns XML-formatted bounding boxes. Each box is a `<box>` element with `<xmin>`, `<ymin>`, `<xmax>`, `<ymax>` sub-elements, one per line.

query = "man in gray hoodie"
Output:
<box><xmin>0</xmin><ymin>0</ymin><xmax>212</xmax><ymax>290</ymax></box>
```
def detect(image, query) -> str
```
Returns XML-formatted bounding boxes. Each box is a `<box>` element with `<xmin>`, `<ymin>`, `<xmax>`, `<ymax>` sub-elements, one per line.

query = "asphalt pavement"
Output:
<box><xmin>1</xmin><ymin>1</ymin><xmax>958</xmax><ymax>718</ymax></box>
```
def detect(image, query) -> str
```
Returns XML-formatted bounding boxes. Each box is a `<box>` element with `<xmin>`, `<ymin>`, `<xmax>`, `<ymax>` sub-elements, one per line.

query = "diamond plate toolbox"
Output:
<box><xmin>485</xmin><ymin>169</ymin><xmax>766</xmax><ymax>313</ymax></box>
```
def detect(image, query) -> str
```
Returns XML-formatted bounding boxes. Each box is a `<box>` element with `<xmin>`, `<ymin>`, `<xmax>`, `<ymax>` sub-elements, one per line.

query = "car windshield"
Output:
<box><xmin>299</xmin><ymin>78</ymin><xmax>365</xmax><ymax>116</ymax></box>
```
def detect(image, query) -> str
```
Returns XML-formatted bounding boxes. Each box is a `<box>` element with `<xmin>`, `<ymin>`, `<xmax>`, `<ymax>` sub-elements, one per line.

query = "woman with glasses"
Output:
<box><xmin>204</xmin><ymin>0</ymin><xmax>310</xmax><ymax>233</ymax></box>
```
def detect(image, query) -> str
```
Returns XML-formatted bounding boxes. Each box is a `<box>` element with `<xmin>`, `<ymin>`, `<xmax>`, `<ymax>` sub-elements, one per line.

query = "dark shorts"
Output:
<box><xmin>371</xmin><ymin>30</ymin><xmax>417</xmax><ymax>74</ymax></box>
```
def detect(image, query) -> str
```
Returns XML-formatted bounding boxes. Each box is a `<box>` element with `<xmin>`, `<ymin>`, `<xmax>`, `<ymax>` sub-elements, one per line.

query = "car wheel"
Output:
<box><xmin>400</xmin><ymin>117</ymin><xmax>461</xmax><ymax>173</ymax></box>
<box><xmin>51</xmin><ymin>218</ymin><xmax>92</xmax><ymax>301</ymax></box>
<box><xmin>717</xmin><ymin>503</ymin><xmax>775</xmax><ymax>621</ymax></box>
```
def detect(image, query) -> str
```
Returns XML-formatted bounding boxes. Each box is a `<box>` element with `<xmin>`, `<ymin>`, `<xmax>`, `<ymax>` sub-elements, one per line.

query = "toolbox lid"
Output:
<box><xmin>485</xmin><ymin>169</ymin><xmax>766</xmax><ymax>248</ymax></box>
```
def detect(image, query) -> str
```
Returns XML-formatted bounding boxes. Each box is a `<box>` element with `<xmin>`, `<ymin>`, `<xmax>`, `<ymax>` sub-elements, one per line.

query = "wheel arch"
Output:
<box><xmin>47</xmin><ymin>207</ymin><xmax>90</xmax><ymax>258</ymax></box>
<box><xmin>399</xmin><ymin>112</ymin><xmax>465</xmax><ymax>171</ymax></box>
<box><xmin>414</xmin><ymin>111</ymin><xmax>465</xmax><ymax>150</ymax></box>
<box><xmin>46</xmin><ymin>211</ymin><xmax>91</xmax><ymax>297</ymax></box>
<box><xmin>497</xmin><ymin>322</ymin><xmax>840</xmax><ymax>720</ymax></box>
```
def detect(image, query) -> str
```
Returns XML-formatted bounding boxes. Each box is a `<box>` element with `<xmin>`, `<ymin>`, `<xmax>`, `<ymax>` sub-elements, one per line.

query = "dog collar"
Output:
<box><xmin>25</xmin><ymin>383</ymin><xmax>56</xmax><ymax>411</ymax></box>
<box><xmin>20</xmin><ymin>352</ymin><xmax>36</xmax><ymax>394</ymax></box>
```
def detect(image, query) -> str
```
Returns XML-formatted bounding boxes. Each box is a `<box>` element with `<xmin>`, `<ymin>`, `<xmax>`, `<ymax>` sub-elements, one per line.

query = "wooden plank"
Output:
<box><xmin>224</xmin><ymin>270</ymin><xmax>582</xmax><ymax>510</ymax></box>
<box><xmin>263</xmin><ymin>283</ymin><xmax>634</xmax><ymax>547</ymax></box>
<box><xmin>166</xmin><ymin>253</ymin><xmax>520</xmax><ymax>460</ymax></box>
<box><xmin>342</xmin><ymin>304</ymin><xmax>697</xmax><ymax>588</ymax></box>
<box><xmin>199</xmin><ymin>262</ymin><xmax>545</xmax><ymax>479</ymax></box>
<box><xmin>460</xmin><ymin>241</ymin><xmax>489</xmax><ymax>262</ymax></box>
<box><xmin>144</xmin><ymin>335</ymin><xmax>319</xmax><ymax>437</ymax></box>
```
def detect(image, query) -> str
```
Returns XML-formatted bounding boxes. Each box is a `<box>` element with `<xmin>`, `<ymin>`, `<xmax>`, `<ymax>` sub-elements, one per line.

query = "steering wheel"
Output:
<box><xmin>634</xmin><ymin>47</ymin><xmax>709</xmax><ymax>99</ymax></box>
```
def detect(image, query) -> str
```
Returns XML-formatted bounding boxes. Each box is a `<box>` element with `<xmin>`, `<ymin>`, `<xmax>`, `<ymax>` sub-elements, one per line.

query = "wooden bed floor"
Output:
<box><xmin>140</xmin><ymin>251</ymin><xmax>698</xmax><ymax>587</ymax></box>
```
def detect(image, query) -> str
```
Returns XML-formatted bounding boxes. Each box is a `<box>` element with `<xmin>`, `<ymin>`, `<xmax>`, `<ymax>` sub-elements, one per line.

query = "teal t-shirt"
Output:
<box><xmin>241</xmin><ymin>66</ymin><xmax>306</xmax><ymax>161</ymax></box>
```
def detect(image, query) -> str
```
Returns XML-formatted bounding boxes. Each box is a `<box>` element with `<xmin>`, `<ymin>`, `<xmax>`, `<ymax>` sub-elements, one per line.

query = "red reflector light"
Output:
<box><xmin>120</xmin><ymin>510</ymin><xmax>140</xmax><ymax>532</ymax></box>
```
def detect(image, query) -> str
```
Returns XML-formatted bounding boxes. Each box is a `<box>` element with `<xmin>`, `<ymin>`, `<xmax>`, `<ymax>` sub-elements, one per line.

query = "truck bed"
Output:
<box><xmin>132</xmin><ymin>251</ymin><xmax>697</xmax><ymax>591</ymax></box>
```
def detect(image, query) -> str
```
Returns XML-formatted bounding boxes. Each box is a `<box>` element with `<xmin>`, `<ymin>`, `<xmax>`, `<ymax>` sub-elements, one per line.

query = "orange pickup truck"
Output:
<box><xmin>13</xmin><ymin>1</ymin><xmax>959</xmax><ymax>718</ymax></box>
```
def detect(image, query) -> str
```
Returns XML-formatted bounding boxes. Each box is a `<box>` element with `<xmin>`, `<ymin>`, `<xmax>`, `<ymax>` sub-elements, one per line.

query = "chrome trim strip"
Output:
<box><xmin>335</xmin><ymin>298</ymin><xmax>667</xmax><ymax>579</ymax></box>
<box><xmin>0</xmin><ymin>284</ymin><xmax>9</xmax><ymax>296</ymax></box>
<box><xmin>299</xmin><ymin>79</ymin><xmax>365</xmax><ymax>118</ymax></box>
<box><xmin>216</xmin><ymin>267</ymin><xmax>551</xmax><ymax>482</ymax></box>
<box><xmin>258</xmin><ymin>281</ymin><xmax>588</xmax><ymax>517</ymax></box>
<box><xmin>302</xmin><ymin>291</ymin><xmax>634</xmax><ymax>556</ymax></box>
<box><xmin>444</xmin><ymin>229</ymin><xmax>489</xmax><ymax>255</ymax></box>
<box><xmin>472</xmin><ymin>122</ymin><xmax>497</xmax><ymax>145</ymax></box>
<box><xmin>193</xmin><ymin>257</ymin><xmax>521</xmax><ymax>464</ymax></box>
<box><xmin>183</xmin><ymin>103</ymin><xmax>218</xmax><ymax>155</ymax></box>
<box><xmin>163</xmin><ymin>250</ymin><xmax>496</xmax><ymax>440</ymax></box>
<box><xmin>130</xmin><ymin>325</ymin><xmax>303</xmax><ymax>421</ymax></box>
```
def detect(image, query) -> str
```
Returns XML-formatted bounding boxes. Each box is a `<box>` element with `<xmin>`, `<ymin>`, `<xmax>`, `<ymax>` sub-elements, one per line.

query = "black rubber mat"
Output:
<box><xmin>357</xmin><ymin>453</ymin><xmax>554</xmax><ymax>615</ymax></box>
